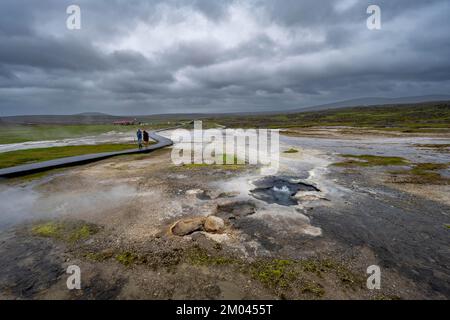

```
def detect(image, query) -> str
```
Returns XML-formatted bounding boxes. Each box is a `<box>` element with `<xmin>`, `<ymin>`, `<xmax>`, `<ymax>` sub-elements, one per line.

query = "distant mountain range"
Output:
<box><xmin>1</xmin><ymin>95</ymin><xmax>449</xmax><ymax>124</ymax></box>
<box><xmin>291</xmin><ymin>95</ymin><xmax>450</xmax><ymax>113</ymax></box>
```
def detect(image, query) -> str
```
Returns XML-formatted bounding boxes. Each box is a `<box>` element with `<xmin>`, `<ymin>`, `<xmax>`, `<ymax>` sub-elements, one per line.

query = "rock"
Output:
<box><xmin>204</xmin><ymin>216</ymin><xmax>225</xmax><ymax>233</ymax></box>
<box><xmin>294</xmin><ymin>192</ymin><xmax>328</xmax><ymax>202</ymax></box>
<box><xmin>215</xmin><ymin>192</ymin><xmax>240</xmax><ymax>199</ymax></box>
<box><xmin>186</xmin><ymin>189</ymin><xmax>203</xmax><ymax>195</ymax></box>
<box><xmin>170</xmin><ymin>217</ymin><xmax>205</xmax><ymax>236</ymax></box>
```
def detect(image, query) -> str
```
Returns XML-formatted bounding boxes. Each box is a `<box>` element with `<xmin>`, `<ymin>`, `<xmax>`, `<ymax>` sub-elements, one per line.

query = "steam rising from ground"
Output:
<box><xmin>0</xmin><ymin>183</ymin><xmax>137</xmax><ymax>231</ymax></box>
<box><xmin>0</xmin><ymin>185</ymin><xmax>42</xmax><ymax>230</ymax></box>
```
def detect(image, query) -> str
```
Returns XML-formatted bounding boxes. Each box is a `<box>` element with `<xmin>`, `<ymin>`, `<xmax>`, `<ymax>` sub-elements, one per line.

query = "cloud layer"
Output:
<box><xmin>0</xmin><ymin>0</ymin><xmax>449</xmax><ymax>115</ymax></box>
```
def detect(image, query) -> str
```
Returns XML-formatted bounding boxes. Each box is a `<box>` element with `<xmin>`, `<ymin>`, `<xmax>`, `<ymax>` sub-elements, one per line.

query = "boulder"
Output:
<box><xmin>204</xmin><ymin>216</ymin><xmax>225</xmax><ymax>233</ymax></box>
<box><xmin>170</xmin><ymin>217</ymin><xmax>205</xmax><ymax>236</ymax></box>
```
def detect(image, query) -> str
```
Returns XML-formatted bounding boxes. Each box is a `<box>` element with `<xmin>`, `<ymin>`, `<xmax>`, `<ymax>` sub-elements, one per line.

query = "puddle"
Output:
<box><xmin>250</xmin><ymin>176</ymin><xmax>319</xmax><ymax>206</ymax></box>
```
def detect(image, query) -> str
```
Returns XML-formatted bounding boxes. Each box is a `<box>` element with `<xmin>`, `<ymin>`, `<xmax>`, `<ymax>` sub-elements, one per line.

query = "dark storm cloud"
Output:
<box><xmin>0</xmin><ymin>0</ymin><xmax>449</xmax><ymax>115</ymax></box>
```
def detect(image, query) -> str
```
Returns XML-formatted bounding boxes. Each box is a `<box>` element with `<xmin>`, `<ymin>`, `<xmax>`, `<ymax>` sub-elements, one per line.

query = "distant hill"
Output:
<box><xmin>0</xmin><ymin>114</ymin><xmax>124</xmax><ymax>125</ymax></box>
<box><xmin>1</xmin><ymin>95</ymin><xmax>450</xmax><ymax>125</ymax></box>
<box><xmin>207</xmin><ymin>101</ymin><xmax>450</xmax><ymax>130</ymax></box>
<box><xmin>292</xmin><ymin>95</ymin><xmax>450</xmax><ymax>113</ymax></box>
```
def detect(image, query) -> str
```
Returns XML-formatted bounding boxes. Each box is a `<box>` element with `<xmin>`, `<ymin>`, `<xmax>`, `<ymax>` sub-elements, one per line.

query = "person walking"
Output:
<box><xmin>143</xmin><ymin>130</ymin><xmax>149</xmax><ymax>148</ymax></box>
<box><xmin>136</xmin><ymin>128</ymin><xmax>143</xmax><ymax>149</ymax></box>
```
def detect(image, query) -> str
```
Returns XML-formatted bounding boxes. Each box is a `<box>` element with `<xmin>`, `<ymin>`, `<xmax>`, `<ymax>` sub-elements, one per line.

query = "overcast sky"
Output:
<box><xmin>0</xmin><ymin>0</ymin><xmax>449</xmax><ymax>115</ymax></box>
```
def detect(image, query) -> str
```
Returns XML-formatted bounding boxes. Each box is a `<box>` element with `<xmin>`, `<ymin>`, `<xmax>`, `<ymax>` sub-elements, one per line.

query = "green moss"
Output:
<box><xmin>412</xmin><ymin>163</ymin><xmax>448</xmax><ymax>171</ymax></box>
<box><xmin>300</xmin><ymin>281</ymin><xmax>325</xmax><ymax>298</ymax></box>
<box><xmin>184</xmin><ymin>248</ymin><xmax>361</xmax><ymax>296</ymax></box>
<box><xmin>250</xmin><ymin>259</ymin><xmax>297</xmax><ymax>290</ymax></box>
<box><xmin>298</xmin><ymin>258</ymin><xmax>362</xmax><ymax>287</ymax></box>
<box><xmin>284</xmin><ymin>148</ymin><xmax>299</xmax><ymax>154</ymax></box>
<box><xmin>333</xmin><ymin>155</ymin><xmax>409</xmax><ymax>167</ymax></box>
<box><xmin>31</xmin><ymin>220</ymin><xmax>99</xmax><ymax>243</ymax></box>
<box><xmin>69</xmin><ymin>225</ymin><xmax>93</xmax><ymax>242</ymax></box>
<box><xmin>390</xmin><ymin>162</ymin><xmax>450</xmax><ymax>185</ymax></box>
<box><xmin>84</xmin><ymin>250</ymin><xmax>114</xmax><ymax>262</ymax></box>
<box><xmin>186</xmin><ymin>246</ymin><xmax>236</xmax><ymax>266</ymax></box>
<box><xmin>115</xmin><ymin>252</ymin><xmax>143</xmax><ymax>266</ymax></box>
<box><xmin>179</xmin><ymin>154</ymin><xmax>247</xmax><ymax>170</ymax></box>
<box><xmin>415</xmin><ymin>144</ymin><xmax>450</xmax><ymax>153</ymax></box>
<box><xmin>444</xmin><ymin>224</ymin><xmax>450</xmax><ymax>229</ymax></box>
<box><xmin>83</xmin><ymin>243</ymin><xmax>361</xmax><ymax>299</ymax></box>
<box><xmin>32</xmin><ymin>222</ymin><xmax>61</xmax><ymax>238</ymax></box>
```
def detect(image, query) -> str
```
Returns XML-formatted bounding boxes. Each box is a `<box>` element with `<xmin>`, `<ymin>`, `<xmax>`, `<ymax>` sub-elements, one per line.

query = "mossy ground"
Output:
<box><xmin>185</xmin><ymin>246</ymin><xmax>237</xmax><ymax>266</ymax></box>
<box><xmin>333</xmin><ymin>155</ymin><xmax>409</xmax><ymax>167</ymax></box>
<box><xmin>249</xmin><ymin>259</ymin><xmax>298</xmax><ymax>290</ymax></box>
<box><xmin>178</xmin><ymin>154</ymin><xmax>247</xmax><ymax>170</ymax></box>
<box><xmin>31</xmin><ymin>220</ymin><xmax>99</xmax><ymax>243</ymax></box>
<box><xmin>390</xmin><ymin>163</ymin><xmax>450</xmax><ymax>185</ymax></box>
<box><xmin>415</xmin><ymin>144</ymin><xmax>450</xmax><ymax>153</ymax></box>
<box><xmin>81</xmin><ymin>243</ymin><xmax>362</xmax><ymax>299</ymax></box>
<box><xmin>115</xmin><ymin>252</ymin><xmax>144</xmax><ymax>266</ymax></box>
<box><xmin>284</xmin><ymin>148</ymin><xmax>299</xmax><ymax>154</ymax></box>
<box><xmin>333</xmin><ymin>154</ymin><xmax>449</xmax><ymax>185</ymax></box>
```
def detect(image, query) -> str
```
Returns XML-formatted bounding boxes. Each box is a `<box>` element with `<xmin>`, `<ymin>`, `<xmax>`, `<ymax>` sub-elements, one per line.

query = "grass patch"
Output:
<box><xmin>0</xmin><ymin>123</ymin><xmax>173</xmax><ymax>145</ymax></box>
<box><xmin>0</xmin><ymin>143</ymin><xmax>138</xmax><ymax>169</ymax></box>
<box><xmin>0</xmin><ymin>124</ymin><xmax>139</xmax><ymax>144</ymax></box>
<box><xmin>32</xmin><ymin>220</ymin><xmax>99</xmax><ymax>243</ymax></box>
<box><xmin>415</xmin><ymin>144</ymin><xmax>450</xmax><ymax>150</ymax></box>
<box><xmin>415</xmin><ymin>144</ymin><xmax>450</xmax><ymax>152</ymax></box>
<box><xmin>284</xmin><ymin>148</ymin><xmax>299</xmax><ymax>154</ymax></box>
<box><xmin>205</xmin><ymin>102</ymin><xmax>450</xmax><ymax>130</ymax></box>
<box><xmin>390</xmin><ymin>163</ymin><xmax>450</xmax><ymax>185</ymax></box>
<box><xmin>333</xmin><ymin>154</ymin><xmax>409</xmax><ymax>167</ymax></box>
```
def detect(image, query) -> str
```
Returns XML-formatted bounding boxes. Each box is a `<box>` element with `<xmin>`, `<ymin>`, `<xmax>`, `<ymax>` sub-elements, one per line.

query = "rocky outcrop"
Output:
<box><xmin>170</xmin><ymin>217</ymin><xmax>206</xmax><ymax>236</ymax></box>
<box><xmin>170</xmin><ymin>215</ymin><xmax>225</xmax><ymax>236</ymax></box>
<box><xmin>204</xmin><ymin>216</ymin><xmax>225</xmax><ymax>233</ymax></box>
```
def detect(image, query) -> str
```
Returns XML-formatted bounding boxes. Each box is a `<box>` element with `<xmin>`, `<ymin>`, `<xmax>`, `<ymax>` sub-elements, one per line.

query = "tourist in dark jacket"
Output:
<box><xmin>136</xmin><ymin>129</ymin><xmax>143</xmax><ymax>149</ymax></box>
<box><xmin>143</xmin><ymin>130</ymin><xmax>149</xmax><ymax>148</ymax></box>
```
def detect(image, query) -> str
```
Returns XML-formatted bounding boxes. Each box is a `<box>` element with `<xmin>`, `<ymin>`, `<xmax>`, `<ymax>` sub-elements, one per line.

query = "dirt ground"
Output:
<box><xmin>0</xmin><ymin>130</ymin><xmax>449</xmax><ymax>300</ymax></box>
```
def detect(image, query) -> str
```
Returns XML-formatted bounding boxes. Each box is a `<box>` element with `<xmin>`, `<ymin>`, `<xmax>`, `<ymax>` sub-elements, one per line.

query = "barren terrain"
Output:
<box><xmin>0</xmin><ymin>128</ymin><xmax>449</xmax><ymax>300</ymax></box>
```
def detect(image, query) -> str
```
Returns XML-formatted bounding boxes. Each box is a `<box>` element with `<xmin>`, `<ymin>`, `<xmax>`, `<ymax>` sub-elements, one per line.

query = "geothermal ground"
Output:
<box><xmin>0</xmin><ymin>128</ymin><xmax>449</xmax><ymax>300</ymax></box>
